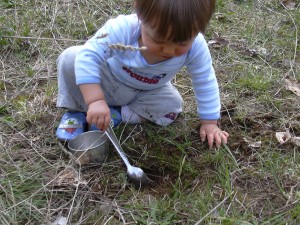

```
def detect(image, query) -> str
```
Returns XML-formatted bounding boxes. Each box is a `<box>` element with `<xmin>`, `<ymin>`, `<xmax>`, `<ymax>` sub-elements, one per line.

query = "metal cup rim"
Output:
<box><xmin>68</xmin><ymin>130</ymin><xmax>107</xmax><ymax>152</ymax></box>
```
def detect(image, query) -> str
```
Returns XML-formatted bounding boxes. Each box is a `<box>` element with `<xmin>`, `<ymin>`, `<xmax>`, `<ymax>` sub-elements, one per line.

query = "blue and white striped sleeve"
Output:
<box><xmin>186</xmin><ymin>34</ymin><xmax>221</xmax><ymax>120</ymax></box>
<box><xmin>74</xmin><ymin>15</ymin><xmax>134</xmax><ymax>85</ymax></box>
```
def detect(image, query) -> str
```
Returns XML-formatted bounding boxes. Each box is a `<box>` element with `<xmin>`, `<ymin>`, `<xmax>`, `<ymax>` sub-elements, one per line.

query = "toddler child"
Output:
<box><xmin>56</xmin><ymin>0</ymin><xmax>229</xmax><ymax>148</ymax></box>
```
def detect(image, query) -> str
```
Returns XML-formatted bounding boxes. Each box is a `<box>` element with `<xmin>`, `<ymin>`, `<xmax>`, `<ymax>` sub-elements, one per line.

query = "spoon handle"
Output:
<box><xmin>105</xmin><ymin>126</ymin><xmax>131</xmax><ymax>168</ymax></box>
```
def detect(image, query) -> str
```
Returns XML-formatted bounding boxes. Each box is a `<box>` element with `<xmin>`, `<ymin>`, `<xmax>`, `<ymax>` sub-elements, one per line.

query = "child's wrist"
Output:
<box><xmin>200</xmin><ymin>119</ymin><xmax>220</xmax><ymax>127</ymax></box>
<box><xmin>87</xmin><ymin>98</ymin><xmax>106</xmax><ymax>106</ymax></box>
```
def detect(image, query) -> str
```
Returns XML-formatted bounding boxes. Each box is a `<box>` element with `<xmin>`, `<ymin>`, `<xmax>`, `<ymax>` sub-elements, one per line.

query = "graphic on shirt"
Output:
<box><xmin>153</xmin><ymin>73</ymin><xmax>167</xmax><ymax>79</ymax></box>
<box><xmin>58</xmin><ymin>118</ymin><xmax>82</xmax><ymax>133</ymax></box>
<box><xmin>122</xmin><ymin>66</ymin><xmax>166</xmax><ymax>84</ymax></box>
<box><xmin>165</xmin><ymin>112</ymin><xmax>177</xmax><ymax>120</ymax></box>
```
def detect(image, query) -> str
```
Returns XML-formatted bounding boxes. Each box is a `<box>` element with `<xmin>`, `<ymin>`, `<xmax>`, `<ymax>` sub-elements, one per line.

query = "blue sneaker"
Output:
<box><xmin>90</xmin><ymin>106</ymin><xmax>122</xmax><ymax>130</ymax></box>
<box><xmin>56</xmin><ymin>111</ymin><xmax>87</xmax><ymax>141</ymax></box>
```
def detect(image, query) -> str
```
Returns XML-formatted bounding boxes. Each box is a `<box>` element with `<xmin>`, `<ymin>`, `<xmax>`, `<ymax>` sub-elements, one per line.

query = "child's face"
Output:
<box><xmin>140</xmin><ymin>23</ymin><xmax>196</xmax><ymax>61</ymax></box>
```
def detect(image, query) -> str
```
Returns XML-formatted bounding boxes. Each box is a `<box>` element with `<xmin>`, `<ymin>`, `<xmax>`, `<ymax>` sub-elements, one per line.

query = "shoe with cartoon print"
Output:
<box><xmin>56</xmin><ymin>111</ymin><xmax>87</xmax><ymax>141</ymax></box>
<box><xmin>90</xmin><ymin>106</ymin><xmax>122</xmax><ymax>130</ymax></box>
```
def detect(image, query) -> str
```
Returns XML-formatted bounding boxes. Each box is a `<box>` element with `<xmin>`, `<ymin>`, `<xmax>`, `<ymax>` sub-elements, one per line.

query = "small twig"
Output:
<box><xmin>0</xmin><ymin>118</ymin><xmax>52</xmax><ymax>166</ymax></box>
<box><xmin>109</xmin><ymin>43</ymin><xmax>147</xmax><ymax>51</ymax></box>
<box><xmin>66</xmin><ymin>166</ymin><xmax>81</xmax><ymax>224</ymax></box>
<box><xmin>0</xmin><ymin>169</ymin><xmax>69</xmax><ymax>213</ymax></box>
<box><xmin>280</xmin><ymin>2</ymin><xmax>298</xmax><ymax>78</ymax></box>
<box><xmin>194</xmin><ymin>192</ymin><xmax>234</xmax><ymax>225</ymax></box>
<box><xmin>114</xmin><ymin>200</ymin><xmax>126</xmax><ymax>224</ymax></box>
<box><xmin>95</xmin><ymin>33</ymin><xmax>109</xmax><ymax>39</ymax></box>
<box><xmin>174</xmin><ymin>202</ymin><xmax>191</xmax><ymax>217</ymax></box>
<box><xmin>285</xmin><ymin>181</ymin><xmax>300</xmax><ymax>206</ymax></box>
<box><xmin>221</xmin><ymin>102</ymin><xmax>234</xmax><ymax>126</ymax></box>
<box><xmin>58</xmin><ymin>142</ymin><xmax>78</xmax><ymax>162</ymax></box>
<box><xmin>1</xmin><ymin>35</ymin><xmax>84</xmax><ymax>42</ymax></box>
<box><xmin>77</xmin><ymin>1</ymin><xmax>88</xmax><ymax>34</ymax></box>
<box><xmin>1</xmin><ymin>34</ymin><xmax>147</xmax><ymax>51</ymax></box>
<box><xmin>102</xmin><ymin>215</ymin><xmax>114</xmax><ymax>225</ymax></box>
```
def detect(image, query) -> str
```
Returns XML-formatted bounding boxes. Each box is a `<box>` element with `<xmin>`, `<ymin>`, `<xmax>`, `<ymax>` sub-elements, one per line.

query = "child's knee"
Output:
<box><xmin>154</xmin><ymin>112</ymin><xmax>180</xmax><ymax>127</ymax></box>
<box><xmin>57</xmin><ymin>46</ymin><xmax>82</xmax><ymax>66</ymax></box>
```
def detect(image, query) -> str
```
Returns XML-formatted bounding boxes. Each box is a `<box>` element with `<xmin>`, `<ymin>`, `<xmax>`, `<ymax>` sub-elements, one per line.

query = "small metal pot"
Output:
<box><xmin>68</xmin><ymin>130</ymin><xmax>109</xmax><ymax>165</ymax></box>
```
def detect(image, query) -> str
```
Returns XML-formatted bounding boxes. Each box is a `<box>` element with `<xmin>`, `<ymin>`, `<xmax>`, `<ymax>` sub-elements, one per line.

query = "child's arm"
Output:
<box><xmin>186</xmin><ymin>34</ymin><xmax>229</xmax><ymax>148</ymax></box>
<box><xmin>79</xmin><ymin>84</ymin><xmax>111</xmax><ymax>131</ymax></box>
<box><xmin>200</xmin><ymin>120</ymin><xmax>229</xmax><ymax>148</ymax></box>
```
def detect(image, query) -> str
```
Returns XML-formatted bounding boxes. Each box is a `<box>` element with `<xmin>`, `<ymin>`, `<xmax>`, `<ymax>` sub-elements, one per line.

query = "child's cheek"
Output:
<box><xmin>148</xmin><ymin>43</ymin><xmax>161</xmax><ymax>53</ymax></box>
<box><xmin>175</xmin><ymin>48</ymin><xmax>189</xmax><ymax>56</ymax></box>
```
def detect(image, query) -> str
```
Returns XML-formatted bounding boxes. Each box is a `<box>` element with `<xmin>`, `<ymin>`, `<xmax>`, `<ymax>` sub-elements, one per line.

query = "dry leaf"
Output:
<box><xmin>249</xmin><ymin>141</ymin><xmax>262</xmax><ymax>148</ymax></box>
<box><xmin>291</xmin><ymin>137</ymin><xmax>300</xmax><ymax>147</ymax></box>
<box><xmin>257</xmin><ymin>47</ymin><xmax>267</xmax><ymax>56</ymax></box>
<box><xmin>215</xmin><ymin>13</ymin><xmax>226</xmax><ymax>21</ymax></box>
<box><xmin>243</xmin><ymin>137</ymin><xmax>262</xmax><ymax>148</ymax></box>
<box><xmin>284</xmin><ymin>78</ymin><xmax>300</xmax><ymax>96</ymax></box>
<box><xmin>49</xmin><ymin>167</ymin><xmax>87</xmax><ymax>187</ymax></box>
<box><xmin>281</xmin><ymin>0</ymin><xmax>296</xmax><ymax>10</ymax></box>
<box><xmin>275</xmin><ymin>132</ymin><xmax>292</xmax><ymax>144</ymax></box>
<box><xmin>208</xmin><ymin>32</ymin><xmax>229</xmax><ymax>48</ymax></box>
<box><xmin>245</xmin><ymin>48</ymin><xmax>258</xmax><ymax>57</ymax></box>
<box><xmin>50</xmin><ymin>216</ymin><xmax>67</xmax><ymax>225</ymax></box>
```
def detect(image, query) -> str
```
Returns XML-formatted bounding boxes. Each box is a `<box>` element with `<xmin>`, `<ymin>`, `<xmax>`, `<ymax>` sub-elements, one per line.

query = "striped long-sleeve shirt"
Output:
<box><xmin>75</xmin><ymin>14</ymin><xmax>220</xmax><ymax>120</ymax></box>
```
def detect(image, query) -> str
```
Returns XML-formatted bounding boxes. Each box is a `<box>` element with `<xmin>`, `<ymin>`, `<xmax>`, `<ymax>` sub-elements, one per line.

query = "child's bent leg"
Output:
<box><xmin>56</xmin><ymin>46</ymin><xmax>88</xmax><ymax>141</ymax></box>
<box><xmin>56</xmin><ymin>46</ymin><xmax>87</xmax><ymax>112</ymax></box>
<box><xmin>124</xmin><ymin>83</ymin><xmax>183</xmax><ymax>126</ymax></box>
<box><xmin>56</xmin><ymin>111</ymin><xmax>87</xmax><ymax>141</ymax></box>
<box><xmin>121</xmin><ymin>105</ymin><xmax>143</xmax><ymax>124</ymax></box>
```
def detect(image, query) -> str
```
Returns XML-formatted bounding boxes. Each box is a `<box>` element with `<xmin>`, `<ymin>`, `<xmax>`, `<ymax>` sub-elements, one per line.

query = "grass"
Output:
<box><xmin>0</xmin><ymin>0</ymin><xmax>300</xmax><ymax>224</ymax></box>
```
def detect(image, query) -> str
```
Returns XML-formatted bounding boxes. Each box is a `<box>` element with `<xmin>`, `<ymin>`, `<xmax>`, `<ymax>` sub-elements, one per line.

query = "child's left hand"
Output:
<box><xmin>199</xmin><ymin>121</ymin><xmax>229</xmax><ymax>148</ymax></box>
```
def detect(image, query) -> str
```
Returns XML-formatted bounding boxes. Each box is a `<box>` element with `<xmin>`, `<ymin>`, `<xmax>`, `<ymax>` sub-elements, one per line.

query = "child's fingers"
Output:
<box><xmin>214</xmin><ymin>131</ymin><xmax>228</xmax><ymax>148</ymax></box>
<box><xmin>200</xmin><ymin>130</ymin><xmax>207</xmax><ymax>142</ymax></box>
<box><xmin>102</xmin><ymin>115</ymin><xmax>111</xmax><ymax>131</ymax></box>
<box><xmin>222</xmin><ymin>131</ymin><xmax>229</xmax><ymax>138</ymax></box>
<box><xmin>95</xmin><ymin>116</ymin><xmax>105</xmax><ymax>131</ymax></box>
<box><xmin>221</xmin><ymin>132</ymin><xmax>228</xmax><ymax>144</ymax></box>
<box><xmin>207</xmin><ymin>133</ymin><xmax>215</xmax><ymax>148</ymax></box>
<box><xmin>214</xmin><ymin>132</ymin><xmax>223</xmax><ymax>148</ymax></box>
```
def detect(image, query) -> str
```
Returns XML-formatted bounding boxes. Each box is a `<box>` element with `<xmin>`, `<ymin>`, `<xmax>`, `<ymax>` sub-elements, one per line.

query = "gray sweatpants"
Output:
<box><xmin>56</xmin><ymin>46</ymin><xmax>183</xmax><ymax>126</ymax></box>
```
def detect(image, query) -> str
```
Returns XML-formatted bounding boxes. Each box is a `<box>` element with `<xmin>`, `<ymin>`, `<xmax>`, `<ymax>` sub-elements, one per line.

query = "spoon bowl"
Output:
<box><xmin>105</xmin><ymin>125</ymin><xmax>149</xmax><ymax>186</ymax></box>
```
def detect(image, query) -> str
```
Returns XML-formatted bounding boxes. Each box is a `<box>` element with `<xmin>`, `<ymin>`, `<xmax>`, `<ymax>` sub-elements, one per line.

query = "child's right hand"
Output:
<box><xmin>86</xmin><ymin>99</ymin><xmax>111</xmax><ymax>131</ymax></box>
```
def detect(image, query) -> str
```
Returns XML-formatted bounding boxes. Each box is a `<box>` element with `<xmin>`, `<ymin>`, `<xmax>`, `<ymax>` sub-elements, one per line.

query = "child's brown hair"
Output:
<box><xmin>134</xmin><ymin>0</ymin><xmax>215</xmax><ymax>43</ymax></box>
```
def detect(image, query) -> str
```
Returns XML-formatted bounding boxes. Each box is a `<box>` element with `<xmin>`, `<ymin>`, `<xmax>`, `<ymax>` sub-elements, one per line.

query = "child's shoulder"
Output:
<box><xmin>94</xmin><ymin>14</ymin><xmax>140</xmax><ymax>45</ymax></box>
<box><xmin>104</xmin><ymin>14</ymin><xmax>140</xmax><ymax>37</ymax></box>
<box><xmin>194</xmin><ymin>32</ymin><xmax>206</xmax><ymax>43</ymax></box>
<box><xmin>187</xmin><ymin>33</ymin><xmax>211</xmax><ymax>61</ymax></box>
<box><xmin>107</xmin><ymin>14</ymin><xmax>139</xmax><ymax>27</ymax></box>
<box><xmin>191</xmin><ymin>32</ymin><xmax>209</xmax><ymax>49</ymax></box>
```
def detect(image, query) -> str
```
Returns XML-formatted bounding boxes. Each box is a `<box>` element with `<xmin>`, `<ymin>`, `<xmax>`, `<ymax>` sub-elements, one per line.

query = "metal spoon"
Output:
<box><xmin>105</xmin><ymin>125</ymin><xmax>149</xmax><ymax>186</ymax></box>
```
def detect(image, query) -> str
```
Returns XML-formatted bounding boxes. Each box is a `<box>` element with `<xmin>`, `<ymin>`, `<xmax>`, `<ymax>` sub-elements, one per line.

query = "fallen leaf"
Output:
<box><xmin>245</xmin><ymin>48</ymin><xmax>258</xmax><ymax>57</ymax></box>
<box><xmin>50</xmin><ymin>216</ymin><xmax>67</xmax><ymax>225</ymax></box>
<box><xmin>48</xmin><ymin>167</ymin><xmax>87</xmax><ymax>187</ymax></box>
<box><xmin>249</xmin><ymin>141</ymin><xmax>262</xmax><ymax>148</ymax></box>
<box><xmin>284</xmin><ymin>78</ymin><xmax>300</xmax><ymax>96</ymax></box>
<box><xmin>215</xmin><ymin>13</ymin><xmax>227</xmax><ymax>22</ymax></box>
<box><xmin>243</xmin><ymin>137</ymin><xmax>262</xmax><ymax>148</ymax></box>
<box><xmin>281</xmin><ymin>0</ymin><xmax>296</xmax><ymax>10</ymax></box>
<box><xmin>273</xmin><ymin>59</ymin><xmax>294</xmax><ymax>69</ymax></box>
<box><xmin>291</xmin><ymin>137</ymin><xmax>300</xmax><ymax>147</ymax></box>
<box><xmin>257</xmin><ymin>47</ymin><xmax>268</xmax><ymax>56</ymax></box>
<box><xmin>275</xmin><ymin>132</ymin><xmax>292</xmax><ymax>144</ymax></box>
<box><xmin>208</xmin><ymin>32</ymin><xmax>229</xmax><ymax>48</ymax></box>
